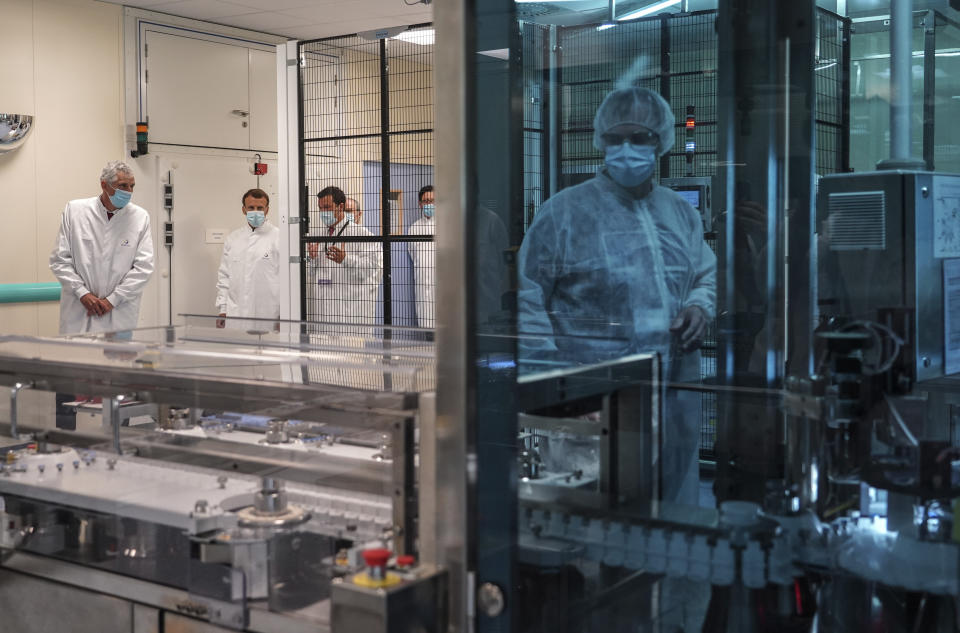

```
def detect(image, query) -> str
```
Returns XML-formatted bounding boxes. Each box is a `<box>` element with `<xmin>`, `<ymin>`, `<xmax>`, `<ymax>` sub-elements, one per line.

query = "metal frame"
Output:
<box><xmin>1</xmin><ymin>552</ymin><xmax>326</xmax><ymax>633</ymax></box>
<box><xmin>0</xmin><ymin>351</ymin><xmax>415</xmax><ymax>431</ymax></box>
<box><xmin>295</xmin><ymin>26</ymin><xmax>435</xmax><ymax>325</ymax></box>
<box><xmin>518</xmin><ymin>354</ymin><xmax>661</xmax><ymax>511</ymax></box>
<box><xmin>434</xmin><ymin>2</ymin><xmax>471</xmax><ymax>631</ymax></box>
<box><xmin>923</xmin><ymin>9</ymin><xmax>936</xmax><ymax>170</ymax></box>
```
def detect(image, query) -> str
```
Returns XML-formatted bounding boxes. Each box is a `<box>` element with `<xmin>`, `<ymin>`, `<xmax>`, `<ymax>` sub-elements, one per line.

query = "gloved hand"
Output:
<box><xmin>670</xmin><ymin>305</ymin><xmax>709</xmax><ymax>352</ymax></box>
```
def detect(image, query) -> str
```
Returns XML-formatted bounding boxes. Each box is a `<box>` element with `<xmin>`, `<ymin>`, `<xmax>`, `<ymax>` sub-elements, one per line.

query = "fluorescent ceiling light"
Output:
<box><xmin>617</xmin><ymin>0</ymin><xmax>681</xmax><ymax>21</ymax></box>
<box><xmin>597</xmin><ymin>23</ymin><xmax>616</xmax><ymax>31</ymax></box>
<box><xmin>393</xmin><ymin>29</ymin><xmax>435</xmax><ymax>45</ymax></box>
<box><xmin>515</xmin><ymin>0</ymin><xmax>582</xmax><ymax>2</ymax></box>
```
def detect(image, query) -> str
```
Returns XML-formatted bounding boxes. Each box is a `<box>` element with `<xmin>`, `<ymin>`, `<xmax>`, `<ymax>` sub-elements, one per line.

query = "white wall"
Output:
<box><xmin>0</xmin><ymin>1</ymin><xmax>286</xmax><ymax>336</ymax></box>
<box><xmin>0</xmin><ymin>0</ymin><xmax>126</xmax><ymax>337</ymax></box>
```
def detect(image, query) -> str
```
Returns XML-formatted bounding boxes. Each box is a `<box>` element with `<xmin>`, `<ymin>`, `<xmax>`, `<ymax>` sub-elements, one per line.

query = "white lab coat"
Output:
<box><xmin>49</xmin><ymin>196</ymin><xmax>155</xmax><ymax>335</ymax></box>
<box><xmin>407</xmin><ymin>216</ymin><xmax>435</xmax><ymax>328</ymax></box>
<box><xmin>215</xmin><ymin>221</ymin><xmax>280</xmax><ymax>329</ymax></box>
<box><xmin>312</xmin><ymin>218</ymin><xmax>383</xmax><ymax>328</ymax></box>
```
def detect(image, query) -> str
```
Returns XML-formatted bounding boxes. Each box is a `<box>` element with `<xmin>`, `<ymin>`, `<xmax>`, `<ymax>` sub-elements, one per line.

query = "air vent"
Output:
<box><xmin>828</xmin><ymin>191</ymin><xmax>886</xmax><ymax>251</ymax></box>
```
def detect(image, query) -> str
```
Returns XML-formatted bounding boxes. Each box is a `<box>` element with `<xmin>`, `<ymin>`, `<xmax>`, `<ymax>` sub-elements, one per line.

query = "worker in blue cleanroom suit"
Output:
<box><xmin>518</xmin><ymin>84</ymin><xmax>715</xmax><ymax>632</ymax></box>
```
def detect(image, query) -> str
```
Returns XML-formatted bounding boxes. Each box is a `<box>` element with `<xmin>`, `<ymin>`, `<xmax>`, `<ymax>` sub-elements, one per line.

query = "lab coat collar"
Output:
<box><xmin>95</xmin><ymin>195</ymin><xmax>112</xmax><ymax>218</ymax></box>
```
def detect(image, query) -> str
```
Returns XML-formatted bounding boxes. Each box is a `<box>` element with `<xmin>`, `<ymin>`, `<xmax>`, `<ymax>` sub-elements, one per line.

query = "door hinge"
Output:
<box><xmin>289</xmin><ymin>256</ymin><xmax>303</xmax><ymax>264</ymax></box>
<box><xmin>145</xmin><ymin>69</ymin><xmax>148</xmax><ymax>84</ymax></box>
<box><xmin>144</xmin><ymin>43</ymin><xmax>148</xmax><ymax>57</ymax></box>
<box><xmin>288</xmin><ymin>216</ymin><xmax>301</xmax><ymax>224</ymax></box>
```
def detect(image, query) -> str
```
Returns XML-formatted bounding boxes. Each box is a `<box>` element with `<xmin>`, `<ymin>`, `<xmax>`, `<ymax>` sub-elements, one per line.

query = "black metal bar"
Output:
<box><xmin>840</xmin><ymin>16</ymin><xmax>852</xmax><ymax>172</ymax></box>
<box><xmin>303</xmin><ymin>234</ymin><xmax>433</xmax><ymax>243</ymax></box>
<box><xmin>379</xmin><ymin>38</ymin><xmax>393</xmax><ymax>392</ymax></box>
<box><xmin>303</xmin><ymin>128</ymin><xmax>434</xmax><ymax>144</ymax></box>
<box><xmin>659</xmin><ymin>13</ymin><xmax>671</xmax><ymax>179</ymax></box>
<box><xmin>298</xmin><ymin>22</ymin><xmax>434</xmax><ymax>46</ymax></box>
<box><xmin>297</xmin><ymin>44</ymin><xmax>308</xmax><ymax>326</ymax></box>
<box><xmin>540</xmin><ymin>25</ymin><xmax>551</xmax><ymax>208</ymax></box>
<box><xmin>380</xmin><ymin>39</ymin><xmax>392</xmax><ymax>329</ymax></box>
<box><xmin>923</xmin><ymin>10</ymin><xmax>936</xmax><ymax>171</ymax></box>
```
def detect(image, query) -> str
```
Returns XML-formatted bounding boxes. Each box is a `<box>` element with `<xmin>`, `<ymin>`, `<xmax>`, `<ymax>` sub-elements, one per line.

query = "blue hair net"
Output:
<box><xmin>592</xmin><ymin>87</ymin><xmax>675</xmax><ymax>156</ymax></box>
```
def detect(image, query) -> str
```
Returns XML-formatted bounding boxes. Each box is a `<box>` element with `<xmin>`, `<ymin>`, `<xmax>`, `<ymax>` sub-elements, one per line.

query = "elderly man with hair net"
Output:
<box><xmin>517</xmin><ymin>84</ymin><xmax>715</xmax><ymax>632</ymax></box>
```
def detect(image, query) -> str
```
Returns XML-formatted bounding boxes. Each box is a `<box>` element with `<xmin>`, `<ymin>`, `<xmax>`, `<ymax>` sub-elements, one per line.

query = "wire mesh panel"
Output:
<box><xmin>667</xmin><ymin>12</ymin><xmax>719</xmax><ymax>178</ymax></box>
<box><xmin>815</xmin><ymin>10</ymin><xmax>849</xmax><ymax>175</ymax></box>
<box><xmin>522</xmin><ymin>22</ymin><xmax>549</xmax><ymax>230</ymax></box>
<box><xmin>557</xmin><ymin>21</ymin><xmax>661</xmax><ymax>190</ymax></box>
<box><xmin>299</xmin><ymin>28</ymin><xmax>434</xmax><ymax>336</ymax></box>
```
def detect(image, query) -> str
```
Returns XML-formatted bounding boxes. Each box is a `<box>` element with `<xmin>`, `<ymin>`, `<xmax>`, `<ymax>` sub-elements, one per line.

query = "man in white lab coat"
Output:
<box><xmin>408</xmin><ymin>185</ymin><xmax>435</xmax><ymax>328</ymax></box>
<box><xmin>308</xmin><ymin>186</ymin><xmax>382</xmax><ymax>331</ymax></box>
<box><xmin>49</xmin><ymin>160</ymin><xmax>155</xmax><ymax>335</ymax></box>
<box><xmin>215</xmin><ymin>188</ymin><xmax>280</xmax><ymax>330</ymax></box>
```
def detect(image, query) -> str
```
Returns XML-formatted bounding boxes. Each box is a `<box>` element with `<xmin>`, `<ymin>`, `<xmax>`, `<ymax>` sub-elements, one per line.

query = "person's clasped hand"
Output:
<box><xmin>81</xmin><ymin>293</ymin><xmax>112</xmax><ymax>317</ymax></box>
<box><xmin>325</xmin><ymin>244</ymin><xmax>346</xmax><ymax>264</ymax></box>
<box><xmin>670</xmin><ymin>305</ymin><xmax>708</xmax><ymax>352</ymax></box>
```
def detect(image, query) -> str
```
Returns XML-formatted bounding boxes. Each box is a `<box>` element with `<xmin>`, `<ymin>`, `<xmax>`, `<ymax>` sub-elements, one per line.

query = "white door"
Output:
<box><xmin>159</xmin><ymin>154</ymin><xmax>279</xmax><ymax>321</ymax></box>
<box><xmin>146</xmin><ymin>31</ymin><xmax>250</xmax><ymax>149</ymax></box>
<box><xmin>249</xmin><ymin>49</ymin><xmax>278</xmax><ymax>152</ymax></box>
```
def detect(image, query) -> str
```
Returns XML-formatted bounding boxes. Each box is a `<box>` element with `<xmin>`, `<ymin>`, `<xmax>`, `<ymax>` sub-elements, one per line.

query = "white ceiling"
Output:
<box><xmin>103</xmin><ymin>0</ymin><xmax>433</xmax><ymax>40</ymax></box>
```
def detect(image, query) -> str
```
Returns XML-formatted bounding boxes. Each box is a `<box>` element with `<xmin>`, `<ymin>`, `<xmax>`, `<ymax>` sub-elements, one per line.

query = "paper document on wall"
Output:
<box><xmin>934</xmin><ymin>178</ymin><xmax>960</xmax><ymax>258</ymax></box>
<box><xmin>944</xmin><ymin>258</ymin><xmax>960</xmax><ymax>375</ymax></box>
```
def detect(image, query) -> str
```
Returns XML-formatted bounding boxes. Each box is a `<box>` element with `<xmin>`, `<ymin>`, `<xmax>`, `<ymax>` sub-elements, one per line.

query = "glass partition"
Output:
<box><xmin>436</xmin><ymin>0</ymin><xmax>960</xmax><ymax>631</ymax></box>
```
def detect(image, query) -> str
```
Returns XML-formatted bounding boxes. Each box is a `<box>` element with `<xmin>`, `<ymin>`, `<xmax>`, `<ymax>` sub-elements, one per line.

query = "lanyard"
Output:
<box><xmin>329</xmin><ymin>219</ymin><xmax>350</xmax><ymax>238</ymax></box>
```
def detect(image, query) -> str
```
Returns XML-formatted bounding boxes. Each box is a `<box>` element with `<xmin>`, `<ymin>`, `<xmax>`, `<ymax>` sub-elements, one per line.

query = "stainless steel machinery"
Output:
<box><xmin>0</xmin><ymin>319</ymin><xmax>444</xmax><ymax>633</ymax></box>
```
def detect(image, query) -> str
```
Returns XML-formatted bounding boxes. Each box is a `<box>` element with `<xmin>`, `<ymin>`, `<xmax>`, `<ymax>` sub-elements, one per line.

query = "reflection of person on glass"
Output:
<box><xmin>518</xmin><ymin>81</ymin><xmax>715</xmax><ymax>633</ymax></box>
<box><xmin>518</xmin><ymin>84</ymin><xmax>716</xmax><ymax>505</ymax></box>
<box><xmin>408</xmin><ymin>185</ymin><xmax>435</xmax><ymax>328</ymax></box>
<box><xmin>215</xmin><ymin>188</ymin><xmax>279</xmax><ymax>330</ymax></box>
<box><xmin>307</xmin><ymin>186</ymin><xmax>382</xmax><ymax>327</ymax></box>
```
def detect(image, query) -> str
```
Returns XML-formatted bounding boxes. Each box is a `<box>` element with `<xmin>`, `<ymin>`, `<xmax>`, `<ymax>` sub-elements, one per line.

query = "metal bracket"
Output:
<box><xmin>288</xmin><ymin>256</ymin><xmax>302</xmax><ymax>264</ymax></box>
<box><xmin>288</xmin><ymin>216</ymin><xmax>301</xmax><ymax>224</ymax></box>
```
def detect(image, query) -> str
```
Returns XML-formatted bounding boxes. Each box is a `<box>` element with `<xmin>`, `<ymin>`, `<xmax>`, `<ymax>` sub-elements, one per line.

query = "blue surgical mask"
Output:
<box><xmin>604</xmin><ymin>143</ymin><xmax>657</xmax><ymax>188</ymax></box>
<box><xmin>319</xmin><ymin>211</ymin><xmax>337</xmax><ymax>227</ymax></box>
<box><xmin>109</xmin><ymin>188</ymin><xmax>132</xmax><ymax>209</ymax></box>
<box><xmin>422</xmin><ymin>203</ymin><xmax>435</xmax><ymax>218</ymax></box>
<box><xmin>246</xmin><ymin>210</ymin><xmax>265</xmax><ymax>228</ymax></box>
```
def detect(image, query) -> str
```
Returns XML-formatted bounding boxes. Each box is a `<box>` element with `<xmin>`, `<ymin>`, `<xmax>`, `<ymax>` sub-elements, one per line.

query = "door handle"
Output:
<box><xmin>231</xmin><ymin>109</ymin><xmax>249</xmax><ymax>117</ymax></box>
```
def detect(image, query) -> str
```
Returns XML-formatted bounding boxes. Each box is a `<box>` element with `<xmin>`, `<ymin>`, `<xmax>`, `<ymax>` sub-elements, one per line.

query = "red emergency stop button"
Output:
<box><xmin>396</xmin><ymin>555</ymin><xmax>415</xmax><ymax>568</ymax></box>
<box><xmin>362</xmin><ymin>548</ymin><xmax>392</xmax><ymax>568</ymax></box>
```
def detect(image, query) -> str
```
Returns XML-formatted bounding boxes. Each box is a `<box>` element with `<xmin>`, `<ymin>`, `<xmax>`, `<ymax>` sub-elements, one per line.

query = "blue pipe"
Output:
<box><xmin>0</xmin><ymin>283</ymin><xmax>61</xmax><ymax>304</ymax></box>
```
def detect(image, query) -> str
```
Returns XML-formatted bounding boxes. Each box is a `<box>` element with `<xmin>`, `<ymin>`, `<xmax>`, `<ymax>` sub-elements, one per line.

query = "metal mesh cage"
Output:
<box><xmin>523</xmin><ymin>22</ymin><xmax>550</xmax><ymax>231</ymax></box>
<box><xmin>298</xmin><ymin>29</ymin><xmax>435</xmax><ymax>335</ymax></box>
<box><xmin>815</xmin><ymin>10</ymin><xmax>849</xmax><ymax>175</ymax></box>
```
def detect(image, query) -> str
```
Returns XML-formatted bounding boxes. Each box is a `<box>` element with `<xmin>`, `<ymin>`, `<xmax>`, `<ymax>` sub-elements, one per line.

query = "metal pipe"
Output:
<box><xmin>10</xmin><ymin>382</ymin><xmax>32</xmax><ymax>438</ymax></box>
<box><xmin>0</xmin><ymin>283</ymin><xmax>60</xmax><ymax>304</ymax></box>
<box><xmin>890</xmin><ymin>0</ymin><xmax>913</xmax><ymax>161</ymax></box>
